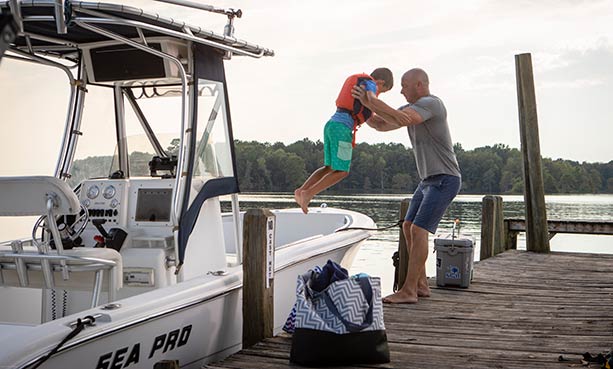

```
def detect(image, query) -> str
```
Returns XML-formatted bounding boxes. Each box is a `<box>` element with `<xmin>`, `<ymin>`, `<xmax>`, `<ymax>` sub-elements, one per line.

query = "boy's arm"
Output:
<box><xmin>352</xmin><ymin>86</ymin><xmax>424</xmax><ymax>127</ymax></box>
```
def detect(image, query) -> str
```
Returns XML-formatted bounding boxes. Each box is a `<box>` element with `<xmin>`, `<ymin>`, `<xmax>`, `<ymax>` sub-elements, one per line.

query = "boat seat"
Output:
<box><xmin>0</xmin><ymin>176</ymin><xmax>122</xmax><ymax>307</ymax></box>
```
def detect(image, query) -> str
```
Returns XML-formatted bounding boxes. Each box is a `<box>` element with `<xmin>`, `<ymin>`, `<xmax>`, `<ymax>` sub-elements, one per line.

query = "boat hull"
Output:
<box><xmin>1</xmin><ymin>233</ymin><xmax>367</xmax><ymax>369</ymax></box>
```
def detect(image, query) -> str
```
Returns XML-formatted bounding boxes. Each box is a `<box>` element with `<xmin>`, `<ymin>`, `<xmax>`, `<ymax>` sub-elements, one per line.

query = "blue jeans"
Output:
<box><xmin>405</xmin><ymin>174</ymin><xmax>461</xmax><ymax>234</ymax></box>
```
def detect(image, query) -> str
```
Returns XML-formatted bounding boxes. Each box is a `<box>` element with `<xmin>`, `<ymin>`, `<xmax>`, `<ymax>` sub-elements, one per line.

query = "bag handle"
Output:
<box><xmin>323</xmin><ymin>277</ymin><xmax>374</xmax><ymax>333</ymax></box>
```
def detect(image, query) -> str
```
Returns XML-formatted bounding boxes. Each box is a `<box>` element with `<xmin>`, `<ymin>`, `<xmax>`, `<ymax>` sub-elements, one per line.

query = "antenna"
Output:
<box><xmin>153</xmin><ymin>0</ymin><xmax>242</xmax><ymax>59</ymax></box>
<box><xmin>153</xmin><ymin>0</ymin><xmax>242</xmax><ymax>19</ymax></box>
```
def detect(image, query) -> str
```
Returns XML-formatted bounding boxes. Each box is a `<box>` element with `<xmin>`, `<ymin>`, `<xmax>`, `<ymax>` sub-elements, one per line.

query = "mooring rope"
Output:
<box><xmin>336</xmin><ymin>219</ymin><xmax>403</xmax><ymax>232</ymax></box>
<box><xmin>31</xmin><ymin>315</ymin><xmax>96</xmax><ymax>369</ymax></box>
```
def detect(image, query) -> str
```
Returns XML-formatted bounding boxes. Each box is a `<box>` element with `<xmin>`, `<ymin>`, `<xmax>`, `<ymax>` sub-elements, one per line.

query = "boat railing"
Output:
<box><xmin>0</xmin><ymin>247</ymin><xmax>120</xmax><ymax>307</ymax></box>
<box><xmin>0</xmin><ymin>176</ymin><xmax>122</xmax><ymax>310</ymax></box>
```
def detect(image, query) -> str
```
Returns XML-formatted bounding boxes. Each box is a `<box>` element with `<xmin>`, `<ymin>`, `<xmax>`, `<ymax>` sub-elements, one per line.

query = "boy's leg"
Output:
<box><xmin>295</xmin><ymin>121</ymin><xmax>336</xmax><ymax>208</ymax></box>
<box><xmin>295</xmin><ymin>166</ymin><xmax>333</xmax><ymax>206</ymax></box>
<box><xmin>298</xmin><ymin>166</ymin><xmax>334</xmax><ymax>190</ymax></box>
<box><xmin>297</xmin><ymin>121</ymin><xmax>352</xmax><ymax>213</ymax></box>
<box><xmin>298</xmin><ymin>170</ymin><xmax>349</xmax><ymax>213</ymax></box>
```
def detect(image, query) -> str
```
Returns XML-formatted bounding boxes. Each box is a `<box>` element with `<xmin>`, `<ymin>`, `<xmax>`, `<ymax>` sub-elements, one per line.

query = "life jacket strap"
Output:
<box><xmin>337</xmin><ymin>108</ymin><xmax>359</xmax><ymax>148</ymax></box>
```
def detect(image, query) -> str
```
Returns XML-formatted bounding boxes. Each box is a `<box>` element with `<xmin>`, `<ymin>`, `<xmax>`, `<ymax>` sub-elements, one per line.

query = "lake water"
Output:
<box><xmin>1</xmin><ymin>193</ymin><xmax>610</xmax><ymax>296</ymax></box>
<box><xmin>227</xmin><ymin>193</ymin><xmax>613</xmax><ymax>296</ymax></box>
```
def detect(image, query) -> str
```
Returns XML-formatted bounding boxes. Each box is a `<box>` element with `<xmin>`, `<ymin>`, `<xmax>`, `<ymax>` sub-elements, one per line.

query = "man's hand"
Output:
<box><xmin>351</xmin><ymin>84</ymin><xmax>368</xmax><ymax>104</ymax></box>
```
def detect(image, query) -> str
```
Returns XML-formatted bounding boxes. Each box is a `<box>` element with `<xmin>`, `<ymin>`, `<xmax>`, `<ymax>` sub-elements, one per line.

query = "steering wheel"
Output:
<box><xmin>32</xmin><ymin>203</ymin><xmax>90</xmax><ymax>249</ymax></box>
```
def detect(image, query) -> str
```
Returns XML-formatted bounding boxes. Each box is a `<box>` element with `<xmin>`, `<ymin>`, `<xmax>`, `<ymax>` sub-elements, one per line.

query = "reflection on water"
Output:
<box><xmin>223</xmin><ymin>193</ymin><xmax>613</xmax><ymax>296</ymax></box>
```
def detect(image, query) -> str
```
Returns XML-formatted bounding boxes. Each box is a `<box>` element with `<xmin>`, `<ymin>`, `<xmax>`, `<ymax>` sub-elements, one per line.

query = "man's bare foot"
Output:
<box><xmin>418</xmin><ymin>278</ymin><xmax>431</xmax><ymax>297</ymax></box>
<box><xmin>417</xmin><ymin>287</ymin><xmax>431</xmax><ymax>297</ymax></box>
<box><xmin>382</xmin><ymin>291</ymin><xmax>418</xmax><ymax>304</ymax></box>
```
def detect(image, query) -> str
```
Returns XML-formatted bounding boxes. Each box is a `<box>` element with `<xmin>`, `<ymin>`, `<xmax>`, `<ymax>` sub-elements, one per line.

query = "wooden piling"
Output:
<box><xmin>515</xmin><ymin>53</ymin><xmax>550</xmax><ymax>253</ymax></box>
<box><xmin>480</xmin><ymin>195</ymin><xmax>504</xmax><ymax>260</ymax></box>
<box><xmin>396</xmin><ymin>198</ymin><xmax>410</xmax><ymax>290</ymax></box>
<box><xmin>242</xmin><ymin>208</ymin><xmax>275</xmax><ymax>348</ymax></box>
<box><xmin>504</xmin><ymin>219</ymin><xmax>518</xmax><ymax>250</ymax></box>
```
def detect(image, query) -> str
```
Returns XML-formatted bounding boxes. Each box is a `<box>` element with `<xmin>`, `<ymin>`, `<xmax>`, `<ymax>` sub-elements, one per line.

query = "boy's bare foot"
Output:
<box><xmin>294</xmin><ymin>189</ymin><xmax>302</xmax><ymax>206</ymax></box>
<box><xmin>294</xmin><ymin>189</ymin><xmax>309</xmax><ymax>214</ymax></box>
<box><xmin>298</xmin><ymin>192</ymin><xmax>313</xmax><ymax>214</ymax></box>
<box><xmin>382</xmin><ymin>291</ymin><xmax>418</xmax><ymax>304</ymax></box>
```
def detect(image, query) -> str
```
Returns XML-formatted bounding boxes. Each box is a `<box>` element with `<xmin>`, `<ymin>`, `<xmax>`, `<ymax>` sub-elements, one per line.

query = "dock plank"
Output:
<box><xmin>206</xmin><ymin>250</ymin><xmax>613</xmax><ymax>368</ymax></box>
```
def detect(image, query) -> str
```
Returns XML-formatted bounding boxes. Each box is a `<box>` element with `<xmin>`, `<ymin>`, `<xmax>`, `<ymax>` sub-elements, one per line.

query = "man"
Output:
<box><xmin>352</xmin><ymin>68</ymin><xmax>461</xmax><ymax>304</ymax></box>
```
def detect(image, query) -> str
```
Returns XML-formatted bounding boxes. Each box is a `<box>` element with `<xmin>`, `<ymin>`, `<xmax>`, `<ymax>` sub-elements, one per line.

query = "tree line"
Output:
<box><xmin>234</xmin><ymin>139</ymin><xmax>613</xmax><ymax>194</ymax></box>
<box><xmin>70</xmin><ymin>139</ymin><xmax>612</xmax><ymax>194</ymax></box>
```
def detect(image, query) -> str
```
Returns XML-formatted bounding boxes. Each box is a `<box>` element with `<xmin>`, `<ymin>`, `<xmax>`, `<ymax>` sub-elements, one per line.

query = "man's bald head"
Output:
<box><xmin>403</xmin><ymin>68</ymin><xmax>429</xmax><ymax>85</ymax></box>
<box><xmin>400</xmin><ymin>68</ymin><xmax>430</xmax><ymax>103</ymax></box>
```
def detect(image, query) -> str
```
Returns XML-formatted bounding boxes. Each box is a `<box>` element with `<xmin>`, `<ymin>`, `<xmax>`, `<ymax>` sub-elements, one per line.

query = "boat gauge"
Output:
<box><xmin>110</xmin><ymin>199</ymin><xmax>119</xmax><ymax>208</ymax></box>
<box><xmin>86</xmin><ymin>185</ymin><xmax>100</xmax><ymax>199</ymax></box>
<box><xmin>82</xmin><ymin>199</ymin><xmax>91</xmax><ymax>207</ymax></box>
<box><xmin>103</xmin><ymin>185</ymin><xmax>116</xmax><ymax>199</ymax></box>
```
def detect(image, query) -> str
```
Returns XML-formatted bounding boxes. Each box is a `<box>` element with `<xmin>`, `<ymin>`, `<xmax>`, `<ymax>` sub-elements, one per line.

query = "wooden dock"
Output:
<box><xmin>206</xmin><ymin>250</ymin><xmax>613</xmax><ymax>369</ymax></box>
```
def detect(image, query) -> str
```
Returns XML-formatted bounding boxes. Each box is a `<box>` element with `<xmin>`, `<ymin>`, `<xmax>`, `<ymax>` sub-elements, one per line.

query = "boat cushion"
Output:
<box><xmin>0</xmin><ymin>176</ymin><xmax>80</xmax><ymax>216</ymax></box>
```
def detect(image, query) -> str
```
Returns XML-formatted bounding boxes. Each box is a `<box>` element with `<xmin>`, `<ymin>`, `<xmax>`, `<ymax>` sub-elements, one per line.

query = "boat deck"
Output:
<box><xmin>205</xmin><ymin>250</ymin><xmax>613</xmax><ymax>368</ymax></box>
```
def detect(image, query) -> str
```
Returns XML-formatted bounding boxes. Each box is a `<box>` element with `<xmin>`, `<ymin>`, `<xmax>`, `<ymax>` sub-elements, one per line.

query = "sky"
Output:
<box><xmin>1</xmin><ymin>0</ymin><xmax>612</xmax><ymax>164</ymax></box>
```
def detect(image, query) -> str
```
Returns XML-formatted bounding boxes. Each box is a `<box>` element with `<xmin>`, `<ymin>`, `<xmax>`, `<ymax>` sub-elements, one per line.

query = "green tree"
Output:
<box><xmin>265</xmin><ymin>148</ymin><xmax>306</xmax><ymax>191</ymax></box>
<box><xmin>68</xmin><ymin>139</ymin><xmax>613</xmax><ymax>195</ymax></box>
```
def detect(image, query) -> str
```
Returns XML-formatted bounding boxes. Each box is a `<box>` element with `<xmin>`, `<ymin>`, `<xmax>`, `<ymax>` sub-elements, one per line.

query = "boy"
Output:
<box><xmin>294</xmin><ymin>68</ymin><xmax>393</xmax><ymax>214</ymax></box>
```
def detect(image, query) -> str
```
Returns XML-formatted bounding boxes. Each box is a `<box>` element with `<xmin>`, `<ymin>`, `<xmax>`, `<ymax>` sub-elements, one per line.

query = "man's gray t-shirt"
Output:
<box><xmin>402</xmin><ymin>95</ymin><xmax>461</xmax><ymax>180</ymax></box>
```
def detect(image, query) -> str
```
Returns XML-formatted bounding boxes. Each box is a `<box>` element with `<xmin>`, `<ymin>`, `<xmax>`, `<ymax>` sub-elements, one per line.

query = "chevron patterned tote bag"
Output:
<box><xmin>289</xmin><ymin>267</ymin><xmax>390</xmax><ymax>366</ymax></box>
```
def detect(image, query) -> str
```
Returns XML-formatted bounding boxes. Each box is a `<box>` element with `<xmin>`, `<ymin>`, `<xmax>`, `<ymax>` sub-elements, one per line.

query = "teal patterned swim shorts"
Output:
<box><xmin>323</xmin><ymin>120</ymin><xmax>353</xmax><ymax>172</ymax></box>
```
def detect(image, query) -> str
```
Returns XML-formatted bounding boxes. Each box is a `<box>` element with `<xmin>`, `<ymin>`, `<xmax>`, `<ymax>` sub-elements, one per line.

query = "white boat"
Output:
<box><xmin>0</xmin><ymin>2</ymin><xmax>375</xmax><ymax>368</ymax></box>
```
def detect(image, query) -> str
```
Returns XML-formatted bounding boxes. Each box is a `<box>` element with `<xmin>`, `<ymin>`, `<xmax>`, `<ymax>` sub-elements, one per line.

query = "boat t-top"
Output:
<box><xmin>0</xmin><ymin>1</ymin><xmax>375</xmax><ymax>368</ymax></box>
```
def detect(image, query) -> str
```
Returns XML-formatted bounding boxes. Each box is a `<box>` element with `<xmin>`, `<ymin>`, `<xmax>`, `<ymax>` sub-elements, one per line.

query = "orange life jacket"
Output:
<box><xmin>335</xmin><ymin>73</ymin><xmax>378</xmax><ymax>147</ymax></box>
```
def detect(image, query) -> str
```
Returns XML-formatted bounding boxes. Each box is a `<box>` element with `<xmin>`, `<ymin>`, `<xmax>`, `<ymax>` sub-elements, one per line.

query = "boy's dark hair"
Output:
<box><xmin>371</xmin><ymin>67</ymin><xmax>394</xmax><ymax>89</ymax></box>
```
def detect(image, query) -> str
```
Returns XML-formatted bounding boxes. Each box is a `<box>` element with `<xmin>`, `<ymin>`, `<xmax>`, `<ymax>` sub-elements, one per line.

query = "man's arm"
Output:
<box><xmin>365</xmin><ymin>114</ymin><xmax>402</xmax><ymax>132</ymax></box>
<box><xmin>352</xmin><ymin>85</ymin><xmax>423</xmax><ymax>127</ymax></box>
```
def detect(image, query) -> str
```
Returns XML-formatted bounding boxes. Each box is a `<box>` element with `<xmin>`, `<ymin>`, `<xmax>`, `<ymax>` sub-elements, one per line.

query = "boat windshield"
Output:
<box><xmin>122</xmin><ymin>85</ymin><xmax>182</xmax><ymax>178</ymax></box>
<box><xmin>0</xmin><ymin>61</ymin><xmax>69</xmax><ymax>240</ymax></box>
<box><xmin>0</xmin><ymin>61</ymin><xmax>68</xmax><ymax>177</ymax></box>
<box><xmin>69</xmin><ymin>84</ymin><xmax>183</xmax><ymax>185</ymax></box>
<box><xmin>69</xmin><ymin>85</ymin><xmax>120</xmax><ymax>187</ymax></box>
<box><xmin>191</xmin><ymin>79</ymin><xmax>234</xmax><ymax>193</ymax></box>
